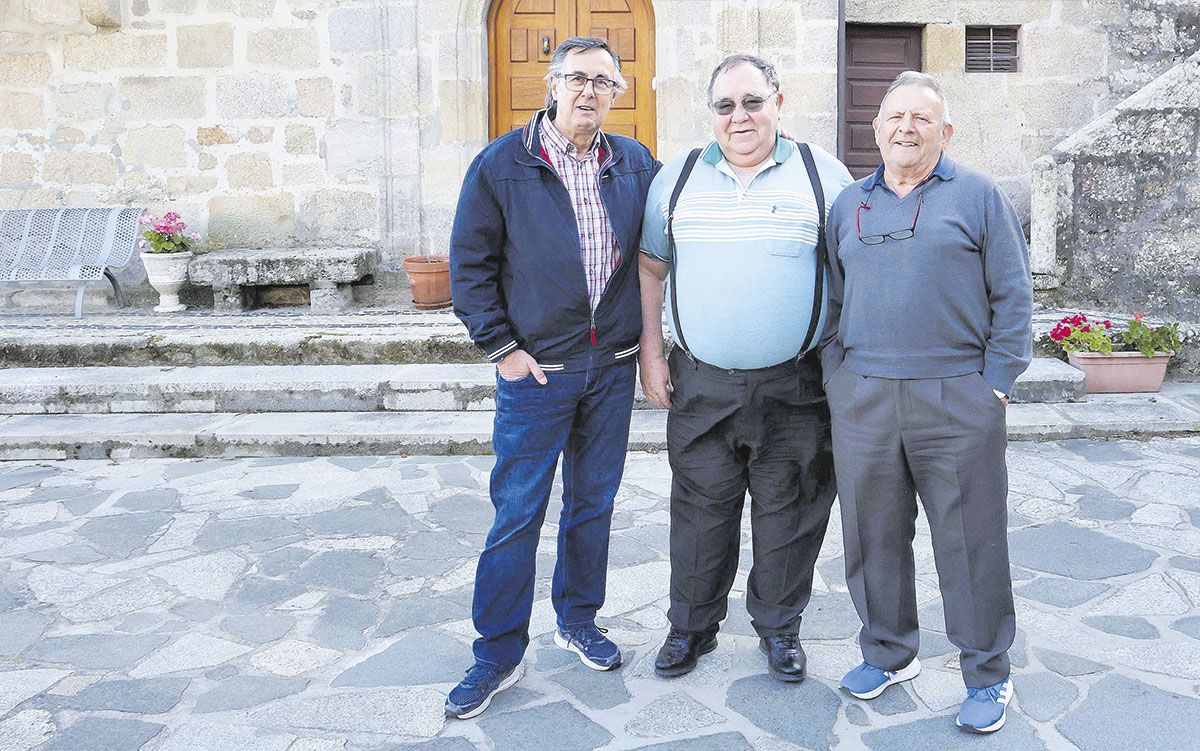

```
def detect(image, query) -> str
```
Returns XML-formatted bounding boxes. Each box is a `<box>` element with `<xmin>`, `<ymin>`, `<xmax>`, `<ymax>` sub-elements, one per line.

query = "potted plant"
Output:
<box><xmin>139</xmin><ymin>211</ymin><xmax>199</xmax><ymax>313</ymax></box>
<box><xmin>402</xmin><ymin>254</ymin><xmax>452</xmax><ymax>310</ymax></box>
<box><xmin>1050</xmin><ymin>312</ymin><xmax>1183</xmax><ymax>393</ymax></box>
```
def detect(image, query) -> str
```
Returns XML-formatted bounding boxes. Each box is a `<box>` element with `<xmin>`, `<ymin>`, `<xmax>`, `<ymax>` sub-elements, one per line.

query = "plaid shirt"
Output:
<box><xmin>539</xmin><ymin>117</ymin><xmax>620</xmax><ymax>314</ymax></box>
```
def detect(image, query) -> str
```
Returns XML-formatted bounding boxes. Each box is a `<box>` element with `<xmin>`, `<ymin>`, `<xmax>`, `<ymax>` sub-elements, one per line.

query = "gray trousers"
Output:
<box><xmin>825</xmin><ymin>367</ymin><xmax>1015</xmax><ymax>688</ymax></box>
<box><xmin>666</xmin><ymin>348</ymin><xmax>837</xmax><ymax>638</ymax></box>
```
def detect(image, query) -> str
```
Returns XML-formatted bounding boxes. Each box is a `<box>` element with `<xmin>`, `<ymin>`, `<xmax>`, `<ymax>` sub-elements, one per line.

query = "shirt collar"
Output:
<box><xmin>700</xmin><ymin>133</ymin><xmax>795</xmax><ymax>166</ymax></box>
<box><xmin>539</xmin><ymin>115</ymin><xmax>600</xmax><ymax>159</ymax></box>
<box><xmin>862</xmin><ymin>153</ymin><xmax>956</xmax><ymax>191</ymax></box>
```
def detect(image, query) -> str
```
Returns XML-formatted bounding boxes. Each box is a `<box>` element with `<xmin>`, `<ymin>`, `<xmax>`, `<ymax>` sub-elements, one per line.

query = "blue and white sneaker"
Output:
<box><xmin>554</xmin><ymin>624</ymin><xmax>622</xmax><ymax>670</ymax></box>
<box><xmin>445</xmin><ymin>662</ymin><xmax>523</xmax><ymax>719</ymax></box>
<box><xmin>839</xmin><ymin>658</ymin><xmax>922</xmax><ymax>699</ymax></box>
<box><xmin>956</xmin><ymin>677</ymin><xmax>1014</xmax><ymax>733</ymax></box>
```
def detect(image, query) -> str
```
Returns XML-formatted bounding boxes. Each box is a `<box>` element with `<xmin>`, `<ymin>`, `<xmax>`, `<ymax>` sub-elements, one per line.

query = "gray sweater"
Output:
<box><xmin>820</xmin><ymin>156</ymin><xmax>1033</xmax><ymax>395</ymax></box>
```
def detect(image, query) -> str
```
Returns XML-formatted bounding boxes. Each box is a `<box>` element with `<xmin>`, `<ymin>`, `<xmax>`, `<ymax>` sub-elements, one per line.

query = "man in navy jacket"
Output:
<box><xmin>445</xmin><ymin>36</ymin><xmax>659</xmax><ymax>719</ymax></box>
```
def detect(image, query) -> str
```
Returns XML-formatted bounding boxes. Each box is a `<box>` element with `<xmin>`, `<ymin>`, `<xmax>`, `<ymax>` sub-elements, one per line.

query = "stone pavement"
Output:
<box><xmin>2</xmin><ymin>438</ymin><xmax>1200</xmax><ymax>750</ymax></box>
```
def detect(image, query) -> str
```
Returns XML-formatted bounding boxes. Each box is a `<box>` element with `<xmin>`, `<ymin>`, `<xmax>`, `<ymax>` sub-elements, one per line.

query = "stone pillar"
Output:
<box><xmin>309</xmin><ymin>280</ymin><xmax>354</xmax><ymax>312</ymax></box>
<box><xmin>1029</xmin><ymin>155</ymin><xmax>1069</xmax><ymax>290</ymax></box>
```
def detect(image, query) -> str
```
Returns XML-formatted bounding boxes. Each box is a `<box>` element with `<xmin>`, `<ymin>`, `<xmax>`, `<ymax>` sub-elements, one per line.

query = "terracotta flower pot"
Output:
<box><xmin>142</xmin><ymin>250</ymin><xmax>192</xmax><ymax>313</ymax></box>
<box><xmin>1067</xmin><ymin>351</ymin><xmax>1172</xmax><ymax>393</ymax></box>
<box><xmin>402</xmin><ymin>254</ymin><xmax>452</xmax><ymax>310</ymax></box>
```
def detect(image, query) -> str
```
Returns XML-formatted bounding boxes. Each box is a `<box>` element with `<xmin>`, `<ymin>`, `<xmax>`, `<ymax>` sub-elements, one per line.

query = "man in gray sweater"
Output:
<box><xmin>820</xmin><ymin>71</ymin><xmax>1032</xmax><ymax>734</ymax></box>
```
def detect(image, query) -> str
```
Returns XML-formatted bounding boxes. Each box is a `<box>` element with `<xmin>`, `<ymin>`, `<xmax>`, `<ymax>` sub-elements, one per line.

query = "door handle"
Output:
<box><xmin>542</xmin><ymin>35</ymin><xmax>552</xmax><ymax>55</ymax></box>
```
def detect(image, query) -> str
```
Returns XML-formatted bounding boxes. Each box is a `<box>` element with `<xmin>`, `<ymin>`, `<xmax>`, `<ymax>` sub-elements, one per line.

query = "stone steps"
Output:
<box><xmin>0</xmin><ymin>309</ymin><xmax>480</xmax><ymax>368</ymax></box>
<box><xmin>3</xmin><ymin>386</ymin><xmax>1200</xmax><ymax>460</ymax></box>
<box><xmin>0</xmin><ymin>359</ymin><xmax>1085</xmax><ymax>415</ymax></box>
<box><xmin>2</xmin><ymin>307</ymin><xmax>1196</xmax><ymax>373</ymax></box>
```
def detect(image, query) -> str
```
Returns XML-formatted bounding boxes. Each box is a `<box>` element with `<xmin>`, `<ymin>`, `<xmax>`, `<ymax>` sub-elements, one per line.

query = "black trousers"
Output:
<box><xmin>665</xmin><ymin>347</ymin><xmax>836</xmax><ymax>638</ymax></box>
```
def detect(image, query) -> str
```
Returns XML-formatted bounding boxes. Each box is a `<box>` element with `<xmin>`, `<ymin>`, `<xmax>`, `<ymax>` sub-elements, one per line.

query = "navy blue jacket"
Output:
<box><xmin>450</xmin><ymin>110</ymin><xmax>660</xmax><ymax>372</ymax></box>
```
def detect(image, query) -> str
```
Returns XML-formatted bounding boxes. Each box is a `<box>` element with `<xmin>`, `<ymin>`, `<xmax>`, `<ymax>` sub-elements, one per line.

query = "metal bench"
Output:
<box><xmin>0</xmin><ymin>207</ymin><xmax>143</xmax><ymax>318</ymax></box>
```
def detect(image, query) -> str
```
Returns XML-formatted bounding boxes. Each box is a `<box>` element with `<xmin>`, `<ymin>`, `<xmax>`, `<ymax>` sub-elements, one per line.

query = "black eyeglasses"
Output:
<box><xmin>556</xmin><ymin>73</ymin><xmax>617</xmax><ymax>95</ymax></box>
<box><xmin>710</xmin><ymin>94</ymin><xmax>775</xmax><ymax>116</ymax></box>
<box><xmin>856</xmin><ymin>190</ymin><xmax>924</xmax><ymax>246</ymax></box>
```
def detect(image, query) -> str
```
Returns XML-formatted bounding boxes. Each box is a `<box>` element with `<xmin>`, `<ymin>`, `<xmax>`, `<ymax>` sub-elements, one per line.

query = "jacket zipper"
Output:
<box><xmin>531</xmin><ymin>136</ymin><xmax>621</xmax><ymax>352</ymax></box>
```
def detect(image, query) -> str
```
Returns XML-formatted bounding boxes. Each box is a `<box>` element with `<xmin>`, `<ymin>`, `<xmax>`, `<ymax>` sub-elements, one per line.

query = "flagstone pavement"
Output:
<box><xmin>2</xmin><ymin>438</ymin><xmax>1200</xmax><ymax>750</ymax></box>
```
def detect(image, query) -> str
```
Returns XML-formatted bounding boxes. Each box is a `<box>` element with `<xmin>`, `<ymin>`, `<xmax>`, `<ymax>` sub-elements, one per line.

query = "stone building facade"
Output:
<box><xmin>1</xmin><ymin>0</ymin><xmax>1197</xmax><ymax>311</ymax></box>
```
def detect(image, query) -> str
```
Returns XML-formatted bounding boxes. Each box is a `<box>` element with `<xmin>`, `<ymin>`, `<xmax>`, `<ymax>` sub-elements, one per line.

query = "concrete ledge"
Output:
<box><xmin>0</xmin><ymin>358</ymin><xmax>1090</xmax><ymax>415</ymax></box>
<box><xmin>1011</xmin><ymin>357</ymin><xmax>1085</xmax><ymax>403</ymax></box>
<box><xmin>2</xmin><ymin>395</ymin><xmax>1198</xmax><ymax>460</ymax></box>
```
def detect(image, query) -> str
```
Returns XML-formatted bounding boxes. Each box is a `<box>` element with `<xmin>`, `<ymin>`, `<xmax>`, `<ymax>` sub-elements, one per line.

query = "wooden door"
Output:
<box><xmin>488</xmin><ymin>0</ymin><xmax>657</xmax><ymax>153</ymax></box>
<box><xmin>841</xmin><ymin>24</ymin><xmax>923</xmax><ymax>178</ymax></box>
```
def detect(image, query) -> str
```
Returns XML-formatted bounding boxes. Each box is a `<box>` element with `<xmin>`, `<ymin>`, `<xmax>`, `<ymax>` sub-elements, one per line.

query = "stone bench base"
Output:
<box><xmin>189</xmin><ymin>247</ymin><xmax>375</xmax><ymax>313</ymax></box>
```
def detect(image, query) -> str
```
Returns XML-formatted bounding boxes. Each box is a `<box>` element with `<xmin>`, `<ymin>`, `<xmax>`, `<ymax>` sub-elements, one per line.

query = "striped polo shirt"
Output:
<box><xmin>641</xmin><ymin>136</ymin><xmax>854</xmax><ymax>369</ymax></box>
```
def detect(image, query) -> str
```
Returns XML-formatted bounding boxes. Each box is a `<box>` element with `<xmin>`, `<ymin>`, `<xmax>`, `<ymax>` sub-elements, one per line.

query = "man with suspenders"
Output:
<box><xmin>637</xmin><ymin>54</ymin><xmax>854</xmax><ymax>680</ymax></box>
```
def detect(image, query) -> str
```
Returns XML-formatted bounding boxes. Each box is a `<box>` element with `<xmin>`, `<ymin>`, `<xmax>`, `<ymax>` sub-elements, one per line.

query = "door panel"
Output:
<box><xmin>489</xmin><ymin>0</ymin><xmax>656</xmax><ymax>154</ymax></box>
<box><xmin>841</xmin><ymin>24</ymin><xmax>923</xmax><ymax>178</ymax></box>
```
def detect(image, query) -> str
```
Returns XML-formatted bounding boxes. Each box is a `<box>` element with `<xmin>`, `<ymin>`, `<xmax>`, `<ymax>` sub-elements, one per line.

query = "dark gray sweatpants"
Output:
<box><xmin>665</xmin><ymin>348</ymin><xmax>837</xmax><ymax>638</ymax></box>
<box><xmin>825</xmin><ymin>367</ymin><xmax>1015</xmax><ymax>688</ymax></box>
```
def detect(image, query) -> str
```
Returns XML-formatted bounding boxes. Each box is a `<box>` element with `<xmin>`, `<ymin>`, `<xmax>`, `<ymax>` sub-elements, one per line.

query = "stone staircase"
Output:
<box><xmin>1</xmin><ymin>307</ymin><xmax>1198</xmax><ymax>459</ymax></box>
<box><xmin>1</xmin><ymin>358</ymin><xmax>1198</xmax><ymax>460</ymax></box>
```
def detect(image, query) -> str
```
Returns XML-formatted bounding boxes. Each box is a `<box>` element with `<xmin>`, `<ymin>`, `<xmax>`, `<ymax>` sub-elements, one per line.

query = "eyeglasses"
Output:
<box><xmin>856</xmin><ymin>190</ymin><xmax>924</xmax><ymax>246</ymax></box>
<box><xmin>556</xmin><ymin>73</ymin><xmax>617</xmax><ymax>95</ymax></box>
<box><xmin>709</xmin><ymin>94</ymin><xmax>775</xmax><ymax>116</ymax></box>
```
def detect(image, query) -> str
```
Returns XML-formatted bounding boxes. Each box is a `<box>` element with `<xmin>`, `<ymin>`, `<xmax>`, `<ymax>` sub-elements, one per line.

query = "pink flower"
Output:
<box><xmin>1133</xmin><ymin>312</ymin><xmax>1145</xmax><ymax>322</ymax></box>
<box><xmin>138</xmin><ymin>239</ymin><xmax>147</xmax><ymax>249</ymax></box>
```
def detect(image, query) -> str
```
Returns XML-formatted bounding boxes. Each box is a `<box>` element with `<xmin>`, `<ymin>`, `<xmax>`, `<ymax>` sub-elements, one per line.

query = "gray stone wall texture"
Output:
<box><xmin>1</xmin><ymin>0</ymin><xmax>1199</xmax><ymax>315</ymax></box>
<box><xmin>1034</xmin><ymin>48</ymin><xmax>1200</xmax><ymax>321</ymax></box>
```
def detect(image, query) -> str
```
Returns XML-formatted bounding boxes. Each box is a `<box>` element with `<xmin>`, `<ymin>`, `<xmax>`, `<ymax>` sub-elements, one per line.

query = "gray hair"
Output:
<box><xmin>543</xmin><ymin>37</ymin><xmax>628</xmax><ymax>109</ymax></box>
<box><xmin>707</xmin><ymin>54</ymin><xmax>780</xmax><ymax>104</ymax></box>
<box><xmin>877</xmin><ymin>70</ymin><xmax>953</xmax><ymax>126</ymax></box>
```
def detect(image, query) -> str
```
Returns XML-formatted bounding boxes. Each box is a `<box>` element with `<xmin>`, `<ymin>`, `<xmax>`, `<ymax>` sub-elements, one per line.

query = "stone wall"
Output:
<box><xmin>1030</xmin><ymin>49</ymin><xmax>1200</xmax><ymax>320</ymax></box>
<box><xmin>0</xmin><ymin>0</ymin><xmax>399</xmax><ymax>256</ymax></box>
<box><xmin>843</xmin><ymin>0</ymin><xmax>1131</xmax><ymax>228</ymax></box>
<box><xmin>650</xmin><ymin>0</ymin><xmax>840</xmax><ymax>161</ymax></box>
<box><xmin>3</xmin><ymin>0</ymin><xmax>1198</xmax><ymax>310</ymax></box>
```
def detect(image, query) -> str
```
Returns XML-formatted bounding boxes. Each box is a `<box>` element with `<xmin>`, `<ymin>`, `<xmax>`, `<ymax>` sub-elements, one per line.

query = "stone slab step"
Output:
<box><xmin>3</xmin><ymin>307</ymin><xmax>1197</xmax><ymax>374</ymax></box>
<box><xmin>0</xmin><ymin>358</ymin><xmax>1085</xmax><ymax>415</ymax></box>
<box><xmin>2</xmin><ymin>389</ymin><xmax>1199</xmax><ymax>460</ymax></box>
<box><xmin>0</xmin><ymin>309</ymin><xmax>480</xmax><ymax>368</ymax></box>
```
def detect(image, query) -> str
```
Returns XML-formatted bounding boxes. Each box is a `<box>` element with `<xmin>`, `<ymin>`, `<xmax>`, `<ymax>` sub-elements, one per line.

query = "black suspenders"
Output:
<box><xmin>666</xmin><ymin>148</ymin><xmax>702</xmax><ymax>356</ymax></box>
<box><xmin>796</xmin><ymin>142</ymin><xmax>826</xmax><ymax>356</ymax></box>
<box><xmin>664</xmin><ymin>142</ymin><xmax>827</xmax><ymax>360</ymax></box>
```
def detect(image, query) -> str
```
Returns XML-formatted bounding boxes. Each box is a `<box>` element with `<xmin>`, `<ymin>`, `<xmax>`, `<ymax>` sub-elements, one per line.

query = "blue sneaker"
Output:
<box><xmin>554</xmin><ymin>624</ymin><xmax>622</xmax><ymax>670</ymax></box>
<box><xmin>444</xmin><ymin>662</ymin><xmax>522</xmax><ymax>719</ymax></box>
<box><xmin>839</xmin><ymin>658</ymin><xmax>921</xmax><ymax>699</ymax></box>
<box><xmin>957</xmin><ymin>678</ymin><xmax>1013</xmax><ymax>733</ymax></box>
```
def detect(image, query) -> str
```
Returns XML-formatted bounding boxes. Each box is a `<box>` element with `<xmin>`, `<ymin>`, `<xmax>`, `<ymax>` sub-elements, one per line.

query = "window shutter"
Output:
<box><xmin>965</xmin><ymin>26</ymin><xmax>1020</xmax><ymax>72</ymax></box>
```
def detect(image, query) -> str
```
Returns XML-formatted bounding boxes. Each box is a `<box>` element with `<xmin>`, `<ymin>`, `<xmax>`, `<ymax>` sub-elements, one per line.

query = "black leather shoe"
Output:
<box><xmin>760</xmin><ymin>633</ymin><xmax>806</xmax><ymax>682</ymax></box>
<box><xmin>654</xmin><ymin>627</ymin><xmax>718</xmax><ymax>678</ymax></box>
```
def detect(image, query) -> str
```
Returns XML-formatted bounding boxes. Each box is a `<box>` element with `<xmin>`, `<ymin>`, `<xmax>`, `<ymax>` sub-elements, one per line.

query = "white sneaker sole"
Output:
<box><xmin>844</xmin><ymin>658</ymin><xmax>922</xmax><ymax>700</ymax></box>
<box><xmin>450</xmin><ymin>662</ymin><xmax>523</xmax><ymax>719</ymax></box>
<box><xmin>554</xmin><ymin>631</ymin><xmax>621</xmax><ymax>671</ymax></box>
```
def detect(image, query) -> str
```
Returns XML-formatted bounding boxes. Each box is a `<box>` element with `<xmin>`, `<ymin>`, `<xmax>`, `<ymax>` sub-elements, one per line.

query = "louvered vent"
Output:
<box><xmin>966</xmin><ymin>26</ymin><xmax>1020</xmax><ymax>72</ymax></box>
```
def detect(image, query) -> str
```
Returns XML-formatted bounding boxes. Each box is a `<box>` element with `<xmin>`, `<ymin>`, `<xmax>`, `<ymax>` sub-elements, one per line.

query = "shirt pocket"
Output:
<box><xmin>764</xmin><ymin>200</ymin><xmax>816</xmax><ymax>257</ymax></box>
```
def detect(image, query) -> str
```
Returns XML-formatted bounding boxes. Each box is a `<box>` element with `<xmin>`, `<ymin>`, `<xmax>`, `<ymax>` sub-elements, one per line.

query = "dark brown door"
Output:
<box><xmin>841</xmin><ymin>24</ymin><xmax>923</xmax><ymax>178</ymax></box>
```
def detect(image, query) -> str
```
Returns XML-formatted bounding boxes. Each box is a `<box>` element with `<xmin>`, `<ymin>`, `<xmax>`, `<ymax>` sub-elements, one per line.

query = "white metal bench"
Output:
<box><xmin>0</xmin><ymin>207</ymin><xmax>143</xmax><ymax>318</ymax></box>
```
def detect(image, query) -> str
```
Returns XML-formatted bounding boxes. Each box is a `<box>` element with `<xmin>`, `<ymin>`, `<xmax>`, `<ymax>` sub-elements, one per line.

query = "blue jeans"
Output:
<box><xmin>471</xmin><ymin>358</ymin><xmax>636</xmax><ymax>670</ymax></box>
